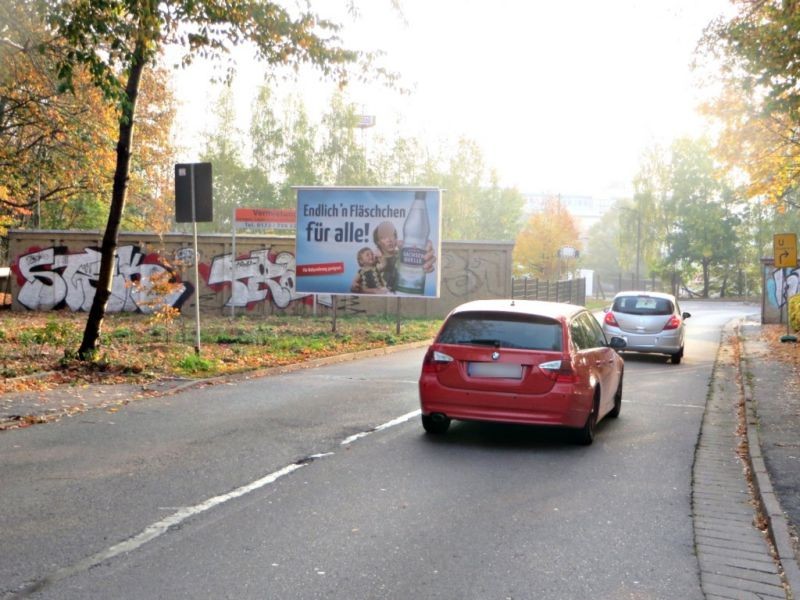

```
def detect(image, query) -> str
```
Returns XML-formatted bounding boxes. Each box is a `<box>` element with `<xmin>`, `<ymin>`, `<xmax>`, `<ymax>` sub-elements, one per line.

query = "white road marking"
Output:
<box><xmin>340</xmin><ymin>409</ymin><xmax>421</xmax><ymax>445</ymax></box>
<box><xmin>19</xmin><ymin>412</ymin><xmax>419</xmax><ymax>596</ymax></box>
<box><xmin>622</xmin><ymin>400</ymin><xmax>705</xmax><ymax>410</ymax></box>
<box><xmin>19</xmin><ymin>463</ymin><xmax>307</xmax><ymax>595</ymax></box>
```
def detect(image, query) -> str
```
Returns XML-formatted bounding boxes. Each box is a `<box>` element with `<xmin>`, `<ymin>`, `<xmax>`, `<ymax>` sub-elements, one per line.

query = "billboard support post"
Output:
<box><xmin>396</xmin><ymin>297</ymin><xmax>401</xmax><ymax>335</ymax></box>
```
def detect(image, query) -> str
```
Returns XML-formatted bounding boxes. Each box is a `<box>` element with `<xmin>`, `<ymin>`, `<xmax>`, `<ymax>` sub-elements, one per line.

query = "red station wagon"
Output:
<box><xmin>419</xmin><ymin>299</ymin><xmax>626</xmax><ymax>444</ymax></box>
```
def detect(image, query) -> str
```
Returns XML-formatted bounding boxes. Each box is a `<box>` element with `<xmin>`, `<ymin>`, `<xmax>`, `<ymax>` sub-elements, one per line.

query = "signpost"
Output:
<box><xmin>175</xmin><ymin>163</ymin><xmax>213</xmax><ymax>354</ymax></box>
<box><xmin>774</xmin><ymin>233</ymin><xmax>798</xmax><ymax>342</ymax></box>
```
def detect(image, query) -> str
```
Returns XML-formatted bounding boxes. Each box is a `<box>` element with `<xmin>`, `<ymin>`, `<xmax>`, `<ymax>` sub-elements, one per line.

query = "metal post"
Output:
<box><xmin>190</xmin><ymin>164</ymin><xmax>201</xmax><ymax>355</ymax></box>
<box><xmin>396</xmin><ymin>297</ymin><xmax>401</xmax><ymax>335</ymax></box>
<box><xmin>781</xmin><ymin>269</ymin><xmax>797</xmax><ymax>342</ymax></box>
<box><xmin>635</xmin><ymin>213</ymin><xmax>641</xmax><ymax>289</ymax></box>
<box><xmin>231</xmin><ymin>206</ymin><xmax>236</xmax><ymax>319</ymax></box>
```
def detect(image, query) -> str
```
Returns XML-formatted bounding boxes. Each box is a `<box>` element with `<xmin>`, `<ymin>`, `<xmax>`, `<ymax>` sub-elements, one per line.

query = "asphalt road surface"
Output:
<box><xmin>0</xmin><ymin>301</ymin><xmax>759</xmax><ymax>599</ymax></box>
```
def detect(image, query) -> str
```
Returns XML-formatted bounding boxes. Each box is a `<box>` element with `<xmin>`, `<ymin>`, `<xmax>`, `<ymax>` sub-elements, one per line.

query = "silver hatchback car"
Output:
<box><xmin>601</xmin><ymin>291</ymin><xmax>690</xmax><ymax>364</ymax></box>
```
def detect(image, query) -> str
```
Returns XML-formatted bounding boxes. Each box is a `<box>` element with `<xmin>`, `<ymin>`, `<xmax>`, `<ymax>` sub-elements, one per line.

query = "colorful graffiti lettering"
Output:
<box><xmin>199</xmin><ymin>248</ymin><xmax>308</xmax><ymax>310</ymax></box>
<box><xmin>767</xmin><ymin>267</ymin><xmax>800</xmax><ymax>308</ymax></box>
<box><xmin>11</xmin><ymin>245</ymin><xmax>193</xmax><ymax>312</ymax></box>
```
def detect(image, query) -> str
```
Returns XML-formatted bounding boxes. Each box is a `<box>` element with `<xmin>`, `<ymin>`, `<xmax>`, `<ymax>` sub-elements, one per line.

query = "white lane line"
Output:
<box><xmin>18</xmin><ymin>461</ymin><xmax>310</xmax><ymax>596</ymax></box>
<box><xmin>341</xmin><ymin>409</ymin><xmax>421</xmax><ymax>445</ymax></box>
<box><xmin>622</xmin><ymin>400</ymin><xmax>705</xmax><ymax>410</ymax></box>
<box><xmin>17</xmin><ymin>412</ymin><xmax>418</xmax><ymax>596</ymax></box>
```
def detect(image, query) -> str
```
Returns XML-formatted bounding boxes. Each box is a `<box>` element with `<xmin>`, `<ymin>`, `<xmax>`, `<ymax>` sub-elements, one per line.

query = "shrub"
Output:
<box><xmin>789</xmin><ymin>294</ymin><xmax>800</xmax><ymax>332</ymax></box>
<box><xmin>176</xmin><ymin>353</ymin><xmax>215</xmax><ymax>374</ymax></box>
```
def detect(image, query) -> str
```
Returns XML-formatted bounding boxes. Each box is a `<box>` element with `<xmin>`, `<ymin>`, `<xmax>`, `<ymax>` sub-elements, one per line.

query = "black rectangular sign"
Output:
<box><xmin>175</xmin><ymin>162</ymin><xmax>213</xmax><ymax>223</ymax></box>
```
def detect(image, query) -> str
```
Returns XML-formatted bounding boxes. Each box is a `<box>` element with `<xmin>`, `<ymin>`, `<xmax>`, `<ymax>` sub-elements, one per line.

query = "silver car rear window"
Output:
<box><xmin>613</xmin><ymin>296</ymin><xmax>674</xmax><ymax>316</ymax></box>
<box><xmin>437</xmin><ymin>311</ymin><xmax>563</xmax><ymax>351</ymax></box>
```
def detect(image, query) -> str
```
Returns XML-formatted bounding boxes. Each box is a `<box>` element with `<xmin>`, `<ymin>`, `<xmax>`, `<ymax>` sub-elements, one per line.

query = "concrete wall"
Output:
<box><xmin>7</xmin><ymin>229</ymin><xmax>514</xmax><ymax>319</ymax></box>
<box><xmin>762</xmin><ymin>257</ymin><xmax>800</xmax><ymax>324</ymax></box>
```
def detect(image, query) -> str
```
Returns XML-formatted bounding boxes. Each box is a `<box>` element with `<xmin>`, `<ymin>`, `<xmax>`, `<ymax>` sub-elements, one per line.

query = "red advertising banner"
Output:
<box><xmin>296</xmin><ymin>262</ymin><xmax>345</xmax><ymax>276</ymax></box>
<box><xmin>234</xmin><ymin>208</ymin><xmax>296</xmax><ymax>229</ymax></box>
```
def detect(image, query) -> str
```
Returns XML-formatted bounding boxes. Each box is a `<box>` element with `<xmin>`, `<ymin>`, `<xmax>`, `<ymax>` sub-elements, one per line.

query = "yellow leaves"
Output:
<box><xmin>513</xmin><ymin>197</ymin><xmax>581</xmax><ymax>279</ymax></box>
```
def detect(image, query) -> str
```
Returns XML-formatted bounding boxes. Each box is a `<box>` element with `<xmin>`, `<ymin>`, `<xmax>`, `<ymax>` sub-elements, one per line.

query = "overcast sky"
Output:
<box><xmin>170</xmin><ymin>0</ymin><xmax>733</xmax><ymax>199</ymax></box>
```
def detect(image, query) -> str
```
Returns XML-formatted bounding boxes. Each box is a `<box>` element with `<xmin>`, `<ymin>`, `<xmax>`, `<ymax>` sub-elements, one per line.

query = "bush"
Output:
<box><xmin>176</xmin><ymin>353</ymin><xmax>215</xmax><ymax>374</ymax></box>
<box><xmin>789</xmin><ymin>294</ymin><xmax>800</xmax><ymax>332</ymax></box>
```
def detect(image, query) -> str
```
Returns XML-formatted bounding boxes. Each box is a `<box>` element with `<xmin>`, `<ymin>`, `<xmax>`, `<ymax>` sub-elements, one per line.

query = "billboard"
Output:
<box><xmin>295</xmin><ymin>187</ymin><xmax>442</xmax><ymax>297</ymax></box>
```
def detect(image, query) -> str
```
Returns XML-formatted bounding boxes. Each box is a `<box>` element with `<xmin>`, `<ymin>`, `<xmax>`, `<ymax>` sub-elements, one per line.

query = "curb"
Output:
<box><xmin>738</xmin><ymin>324</ymin><xmax>800</xmax><ymax>597</ymax></box>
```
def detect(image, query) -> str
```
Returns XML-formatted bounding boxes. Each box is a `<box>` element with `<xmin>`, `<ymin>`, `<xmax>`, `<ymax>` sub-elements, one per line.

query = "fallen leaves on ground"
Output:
<box><xmin>0</xmin><ymin>311</ymin><xmax>440</xmax><ymax>395</ymax></box>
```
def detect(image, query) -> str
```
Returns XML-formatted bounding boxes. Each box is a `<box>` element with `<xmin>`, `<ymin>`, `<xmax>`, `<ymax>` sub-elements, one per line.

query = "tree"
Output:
<box><xmin>625</xmin><ymin>144</ymin><xmax>672</xmax><ymax>282</ymax></box>
<box><xmin>249</xmin><ymin>81</ymin><xmax>283</xmax><ymax>183</ymax></box>
<box><xmin>40</xmin><ymin>0</ymin><xmax>364</xmax><ymax>358</ymax></box>
<box><xmin>474</xmin><ymin>173</ymin><xmax>524</xmax><ymax>241</ymax></box>
<box><xmin>583</xmin><ymin>204</ymin><xmax>624</xmax><ymax>296</ymax></box>
<box><xmin>663</xmin><ymin>138</ymin><xmax>741</xmax><ymax>298</ymax></box>
<box><xmin>319</xmin><ymin>91</ymin><xmax>367</xmax><ymax>185</ymax></box>
<box><xmin>277</xmin><ymin>94</ymin><xmax>319</xmax><ymax>206</ymax></box>
<box><xmin>200</xmin><ymin>86</ymin><xmax>273</xmax><ymax>231</ymax></box>
<box><xmin>123</xmin><ymin>63</ymin><xmax>178</xmax><ymax>234</ymax></box>
<box><xmin>0</xmin><ymin>0</ymin><xmax>117</xmax><ymax>234</ymax></box>
<box><xmin>699</xmin><ymin>1</ymin><xmax>800</xmax><ymax>208</ymax></box>
<box><xmin>513</xmin><ymin>197</ymin><xmax>581</xmax><ymax>280</ymax></box>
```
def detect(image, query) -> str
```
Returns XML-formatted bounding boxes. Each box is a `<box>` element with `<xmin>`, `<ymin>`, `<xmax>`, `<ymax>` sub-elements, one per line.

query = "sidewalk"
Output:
<box><xmin>693</xmin><ymin>318</ymin><xmax>800</xmax><ymax>599</ymax></box>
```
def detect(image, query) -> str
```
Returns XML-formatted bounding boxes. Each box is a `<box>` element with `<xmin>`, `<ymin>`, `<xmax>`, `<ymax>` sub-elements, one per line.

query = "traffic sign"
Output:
<box><xmin>774</xmin><ymin>233</ymin><xmax>798</xmax><ymax>268</ymax></box>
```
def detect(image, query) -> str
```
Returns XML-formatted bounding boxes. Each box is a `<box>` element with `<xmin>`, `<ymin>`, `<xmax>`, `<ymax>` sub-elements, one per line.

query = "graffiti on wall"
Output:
<box><xmin>11</xmin><ymin>245</ymin><xmax>193</xmax><ymax>312</ymax></box>
<box><xmin>442</xmin><ymin>253</ymin><xmax>504</xmax><ymax>298</ymax></box>
<box><xmin>199</xmin><ymin>248</ymin><xmax>308</xmax><ymax>310</ymax></box>
<box><xmin>766</xmin><ymin>266</ymin><xmax>800</xmax><ymax>309</ymax></box>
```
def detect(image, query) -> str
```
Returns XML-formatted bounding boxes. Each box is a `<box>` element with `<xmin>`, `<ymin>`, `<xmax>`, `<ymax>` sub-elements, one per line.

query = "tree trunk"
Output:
<box><xmin>78</xmin><ymin>43</ymin><xmax>147</xmax><ymax>359</ymax></box>
<box><xmin>702</xmin><ymin>259</ymin><xmax>710</xmax><ymax>299</ymax></box>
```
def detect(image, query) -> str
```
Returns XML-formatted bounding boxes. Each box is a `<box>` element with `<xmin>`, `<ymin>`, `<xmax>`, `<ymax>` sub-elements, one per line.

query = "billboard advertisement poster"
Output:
<box><xmin>295</xmin><ymin>187</ymin><xmax>442</xmax><ymax>297</ymax></box>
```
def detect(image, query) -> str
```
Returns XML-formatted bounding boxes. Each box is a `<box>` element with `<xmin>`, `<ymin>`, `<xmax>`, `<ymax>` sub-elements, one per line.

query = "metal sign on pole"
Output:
<box><xmin>175</xmin><ymin>162</ymin><xmax>213</xmax><ymax>354</ymax></box>
<box><xmin>774</xmin><ymin>233</ymin><xmax>798</xmax><ymax>343</ymax></box>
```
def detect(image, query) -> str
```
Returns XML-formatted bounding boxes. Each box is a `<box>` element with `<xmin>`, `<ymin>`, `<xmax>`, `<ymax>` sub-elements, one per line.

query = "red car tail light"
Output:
<box><xmin>539</xmin><ymin>359</ymin><xmax>578</xmax><ymax>384</ymax></box>
<box><xmin>422</xmin><ymin>347</ymin><xmax>454</xmax><ymax>373</ymax></box>
<box><xmin>663</xmin><ymin>315</ymin><xmax>681</xmax><ymax>330</ymax></box>
<box><xmin>604</xmin><ymin>311</ymin><xmax>619</xmax><ymax>327</ymax></box>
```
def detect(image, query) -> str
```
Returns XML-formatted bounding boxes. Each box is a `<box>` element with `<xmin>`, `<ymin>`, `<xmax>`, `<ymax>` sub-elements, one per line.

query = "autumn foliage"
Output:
<box><xmin>513</xmin><ymin>197</ymin><xmax>581</xmax><ymax>280</ymax></box>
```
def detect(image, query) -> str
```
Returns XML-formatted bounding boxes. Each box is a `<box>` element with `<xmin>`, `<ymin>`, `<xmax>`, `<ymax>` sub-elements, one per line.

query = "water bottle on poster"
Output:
<box><xmin>396</xmin><ymin>191</ymin><xmax>430</xmax><ymax>295</ymax></box>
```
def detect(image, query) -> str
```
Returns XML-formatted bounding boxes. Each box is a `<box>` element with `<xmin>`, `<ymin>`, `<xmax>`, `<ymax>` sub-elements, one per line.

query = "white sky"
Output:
<box><xmin>170</xmin><ymin>0</ymin><xmax>732</xmax><ymax>199</ymax></box>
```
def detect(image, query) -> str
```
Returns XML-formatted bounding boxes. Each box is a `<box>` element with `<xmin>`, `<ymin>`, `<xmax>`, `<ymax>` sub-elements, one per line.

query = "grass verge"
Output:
<box><xmin>0</xmin><ymin>311</ymin><xmax>441</xmax><ymax>394</ymax></box>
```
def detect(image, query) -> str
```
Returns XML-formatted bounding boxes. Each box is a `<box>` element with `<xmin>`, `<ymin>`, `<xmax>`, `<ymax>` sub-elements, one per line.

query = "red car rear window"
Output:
<box><xmin>437</xmin><ymin>311</ymin><xmax>562</xmax><ymax>351</ymax></box>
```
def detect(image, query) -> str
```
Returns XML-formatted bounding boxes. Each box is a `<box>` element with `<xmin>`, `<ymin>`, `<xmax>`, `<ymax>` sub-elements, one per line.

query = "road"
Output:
<box><xmin>0</xmin><ymin>301</ymin><xmax>759</xmax><ymax>599</ymax></box>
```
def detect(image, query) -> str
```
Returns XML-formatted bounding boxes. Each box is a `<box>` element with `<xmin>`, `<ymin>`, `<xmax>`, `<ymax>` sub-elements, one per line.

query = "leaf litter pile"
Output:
<box><xmin>0</xmin><ymin>311</ymin><xmax>441</xmax><ymax>395</ymax></box>
<box><xmin>761</xmin><ymin>324</ymin><xmax>800</xmax><ymax>386</ymax></box>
